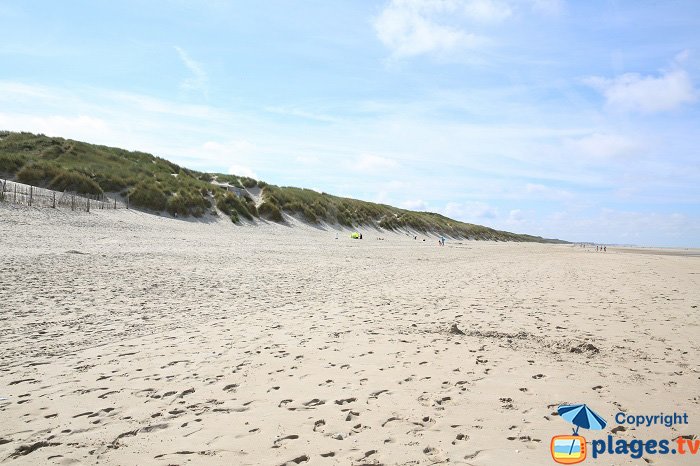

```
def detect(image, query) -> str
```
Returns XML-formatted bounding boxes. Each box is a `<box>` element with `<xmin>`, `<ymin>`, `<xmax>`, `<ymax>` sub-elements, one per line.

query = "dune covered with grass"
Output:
<box><xmin>0</xmin><ymin>131</ymin><xmax>564</xmax><ymax>242</ymax></box>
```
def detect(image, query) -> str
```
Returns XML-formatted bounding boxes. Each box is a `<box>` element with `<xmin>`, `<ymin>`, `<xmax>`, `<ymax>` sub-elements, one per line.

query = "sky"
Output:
<box><xmin>1</xmin><ymin>0</ymin><xmax>699</xmax><ymax>246</ymax></box>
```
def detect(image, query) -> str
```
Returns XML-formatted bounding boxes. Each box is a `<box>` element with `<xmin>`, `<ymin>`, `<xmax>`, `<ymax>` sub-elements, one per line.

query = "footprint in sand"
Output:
<box><xmin>423</xmin><ymin>446</ymin><xmax>448</xmax><ymax>463</ymax></box>
<box><xmin>334</xmin><ymin>397</ymin><xmax>356</xmax><ymax>405</ymax></box>
<box><xmin>500</xmin><ymin>397</ymin><xmax>514</xmax><ymax>409</ymax></box>
<box><xmin>280</xmin><ymin>454</ymin><xmax>309</xmax><ymax>465</ymax></box>
<box><xmin>369</xmin><ymin>389</ymin><xmax>389</xmax><ymax>400</ymax></box>
<box><xmin>382</xmin><ymin>416</ymin><xmax>400</xmax><ymax>427</ymax></box>
<box><xmin>464</xmin><ymin>450</ymin><xmax>483</xmax><ymax>460</ymax></box>
<box><xmin>273</xmin><ymin>434</ymin><xmax>299</xmax><ymax>448</ymax></box>
<box><xmin>303</xmin><ymin>398</ymin><xmax>325</xmax><ymax>407</ymax></box>
<box><xmin>313</xmin><ymin>419</ymin><xmax>326</xmax><ymax>432</ymax></box>
<box><xmin>357</xmin><ymin>449</ymin><xmax>378</xmax><ymax>461</ymax></box>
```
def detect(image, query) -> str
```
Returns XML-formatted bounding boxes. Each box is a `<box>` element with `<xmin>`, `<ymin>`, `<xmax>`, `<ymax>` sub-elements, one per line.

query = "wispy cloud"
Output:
<box><xmin>350</xmin><ymin>154</ymin><xmax>399</xmax><ymax>173</ymax></box>
<box><xmin>373</xmin><ymin>0</ymin><xmax>489</xmax><ymax>59</ymax></box>
<box><xmin>372</xmin><ymin>0</ymin><xmax>557</xmax><ymax>59</ymax></box>
<box><xmin>401</xmin><ymin>198</ymin><xmax>429</xmax><ymax>210</ymax></box>
<box><xmin>444</xmin><ymin>201</ymin><xmax>498</xmax><ymax>220</ymax></box>
<box><xmin>564</xmin><ymin>133</ymin><xmax>641</xmax><ymax>159</ymax></box>
<box><xmin>104</xmin><ymin>90</ymin><xmax>226</xmax><ymax>120</ymax></box>
<box><xmin>529</xmin><ymin>0</ymin><xmax>563</xmax><ymax>15</ymax></box>
<box><xmin>264</xmin><ymin>106</ymin><xmax>339</xmax><ymax>123</ymax></box>
<box><xmin>228</xmin><ymin>165</ymin><xmax>257</xmax><ymax>178</ymax></box>
<box><xmin>174</xmin><ymin>46</ymin><xmax>209</xmax><ymax>97</ymax></box>
<box><xmin>463</xmin><ymin>0</ymin><xmax>512</xmax><ymax>22</ymax></box>
<box><xmin>523</xmin><ymin>183</ymin><xmax>573</xmax><ymax>200</ymax></box>
<box><xmin>585</xmin><ymin>53</ymin><xmax>697</xmax><ymax>114</ymax></box>
<box><xmin>0</xmin><ymin>113</ymin><xmax>111</xmax><ymax>141</ymax></box>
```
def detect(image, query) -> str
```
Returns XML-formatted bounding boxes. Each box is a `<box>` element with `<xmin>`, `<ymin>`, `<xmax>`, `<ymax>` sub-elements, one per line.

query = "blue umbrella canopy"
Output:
<box><xmin>558</xmin><ymin>404</ymin><xmax>607</xmax><ymax>431</ymax></box>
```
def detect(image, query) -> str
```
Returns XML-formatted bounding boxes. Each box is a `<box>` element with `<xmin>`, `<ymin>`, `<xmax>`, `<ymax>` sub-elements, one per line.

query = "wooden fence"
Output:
<box><xmin>0</xmin><ymin>179</ymin><xmax>128</xmax><ymax>212</ymax></box>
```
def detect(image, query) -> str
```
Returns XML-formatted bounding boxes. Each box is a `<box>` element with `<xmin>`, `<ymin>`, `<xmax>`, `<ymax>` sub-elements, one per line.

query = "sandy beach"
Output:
<box><xmin>1</xmin><ymin>205</ymin><xmax>698</xmax><ymax>465</ymax></box>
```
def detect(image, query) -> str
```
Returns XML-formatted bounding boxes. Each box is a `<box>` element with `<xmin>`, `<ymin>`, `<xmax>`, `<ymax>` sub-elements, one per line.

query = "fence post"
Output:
<box><xmin>14</xmin><ymin>184</ymin><xmax>17</xmax><ymax>202</ymax></box>
<box><xmin>114</xmin><ymin>197</ymin><xmax>117</xmax><ymax>209</ymax></box>
<box><xmin>52</xmin><ymin>192</ymin><xmax>56</xmax><ymax>208</ymax></box>
<box><xmin>71</xmin><ymin>194</ymin><xmax>75</xmax><ymax>211</ymax></box>
<box><xmin>87</xmin><ymin>197</ymin><xmax>90</xmax><ymax>213</ymax></box>
<box><xmin>29</xmin><ymin>185</ymin><xmax>33</xmax><ymax>206</ymax></box>
<box><xmin>126</xmin><ymin>192</ymin><xmax>129</xmax><ymax>209</ymax></box>
<box><xmin>0</xmin><ymin>179</ymin><xmax>4</xmax><ymax>201</ymax></box>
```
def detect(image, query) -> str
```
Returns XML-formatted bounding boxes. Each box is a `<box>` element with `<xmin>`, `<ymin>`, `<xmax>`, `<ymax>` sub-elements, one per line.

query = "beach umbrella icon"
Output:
<box><xmin>557</xmin><ymin>404</ymin><xmax>606</xmax><ymax>457</ymax></box>
<box><xmin>558</xmin><ymin>404</ymin><xmax>607</xmax><ymax>434</ymax></box>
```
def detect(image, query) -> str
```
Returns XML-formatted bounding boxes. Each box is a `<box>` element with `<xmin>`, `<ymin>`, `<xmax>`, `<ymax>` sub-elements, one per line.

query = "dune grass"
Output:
<box><xmin>0</xmin><ymin>131</ymin><xmax>564</xmax><ymax>242</ymax></box>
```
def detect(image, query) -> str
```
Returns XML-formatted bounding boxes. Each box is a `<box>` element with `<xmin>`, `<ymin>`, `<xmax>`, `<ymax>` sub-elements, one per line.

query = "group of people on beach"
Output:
<box><xmin>578</xmin><ymin>243</ymin><xmax>606</xmax><ymax>252</ymax></box>
<box><xmin>342</xmin><ymin>232</ymin><xmax>445</xmax><ymax>245</ymax></box>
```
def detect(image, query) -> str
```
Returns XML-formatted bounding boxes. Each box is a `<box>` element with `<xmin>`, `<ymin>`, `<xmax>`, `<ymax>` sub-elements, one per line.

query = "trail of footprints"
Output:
<box><xmin>0</xmin><ymin>326</ymin><xmax>576</xmax><ymax>465</ymax></box>
<box><xmin>3</xmin><ymin>213</ymin><xmax>697</xmax><ymax>465</ymax></box>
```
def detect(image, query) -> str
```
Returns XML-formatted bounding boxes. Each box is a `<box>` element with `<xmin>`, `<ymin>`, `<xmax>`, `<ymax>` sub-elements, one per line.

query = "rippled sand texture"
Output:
<box><xmin>1</xmin><ymin>205</ymin><xmax>698</xmax><ymax>465</ymax></box>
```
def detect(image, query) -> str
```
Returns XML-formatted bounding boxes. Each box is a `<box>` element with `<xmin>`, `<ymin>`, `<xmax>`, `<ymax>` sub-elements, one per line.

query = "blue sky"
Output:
<box><xmin>1</xmin><ymin>0</ymin><xmax>699</xmax><ymax>246</ymax></box>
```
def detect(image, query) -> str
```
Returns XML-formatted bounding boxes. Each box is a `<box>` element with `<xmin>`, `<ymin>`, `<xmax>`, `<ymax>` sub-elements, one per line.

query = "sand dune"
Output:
<box><xmin>1</xmin><ymin>205</ymin><xmax>698</xmax><ymax>465</ymax></box>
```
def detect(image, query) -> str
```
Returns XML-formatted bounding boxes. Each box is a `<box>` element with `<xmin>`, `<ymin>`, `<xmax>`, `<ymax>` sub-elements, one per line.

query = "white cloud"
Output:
<box><xmin>105</xmin><ymin>91</ymin><xmax>225</xmax><ymax>119</ymax></box>
<box><xmin>585</xmin><ymin>57</ymin><xmax>697</xmax><ymax>113</ymax></box>
<box><xmin>373</xmin><ymin>0</ymin><xmax>488</xmax><ymax>58</ymax></box>
<box><xmin>524</xmin><ymin>183</ymin><xmax>547</xmax><ymax>194</ymax></box>
<box><xmin>386</xmin><ymin>180</ymin><xmax>407</xmax><ymax>190</ymax></box>
<box><xmin>529</xmin><ymin>0</ymin><xmax>562</xmax><ymax>15</ymax></box>
<box><xmin>463</xmin><ymin>0</ymin><xmax>512</xmax><ymax>22</ymax></box>
<box><xmin>294</xmin><ymin>155</ymin><xmax>319</xmax><ymax>165</ymax></box>
<box><xmin>350</xmin><ymin>154</ymin><xmax>399</xmax><ymax>172</ymax></box>
<box><xmin>540</xmin><ymin>209</ymin><xmax>700</xmax><ymax>247</ymax></box>
<box><xmin>228</xmin><ymin>165</ymin><xmax>257</xmax><ymax>179</ymax></box>
<box><xmin>0</xmin><ymin>113</ymin><xmax>112</xmax><ymax>141</ymax></box>
<box><xmin>401</xmin><ymin>198</ymin><xmax>429</xmax><ymax>210</ymax></box>
<box><xmin>523</xmin><ymin>183</ymin><xmax>573</xmax><ymax>200</ymax></box>
<box><xmin>264</xmin><ymin>106</ymin><xmax>338</xmax><ymax>123</ymax></box>
<box><xmin>202</xmin><ymin>140</ymin><xmax>255</xmax><ymax>155</ymax></box>
<box><xmin>174</xmin><ymin>46</ymin><xmax>209</xmax><ymax>97</ymax></box>
<box><xmin>0</xmin><ymin>81</ymin><xmax>57</xmax><ymax>100</ymax></box>
<box><xmin>508</xmin><ymin>208</ymin><xmax>524</xmax><ymax>223</ymax></box>
<box><xmin>179</xmin><ymin>140</ymin><xmax>260</xmax><ymax>177</ymax></box>
<box><xmin>444</xmin><ymin>201</ymin><xmax>497</xmax><ymax>219</ymax></box>
<box><xmin>564</xmin><ymin>133</ymin><xmax>640</xmax><ymax>159</ymax></box>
